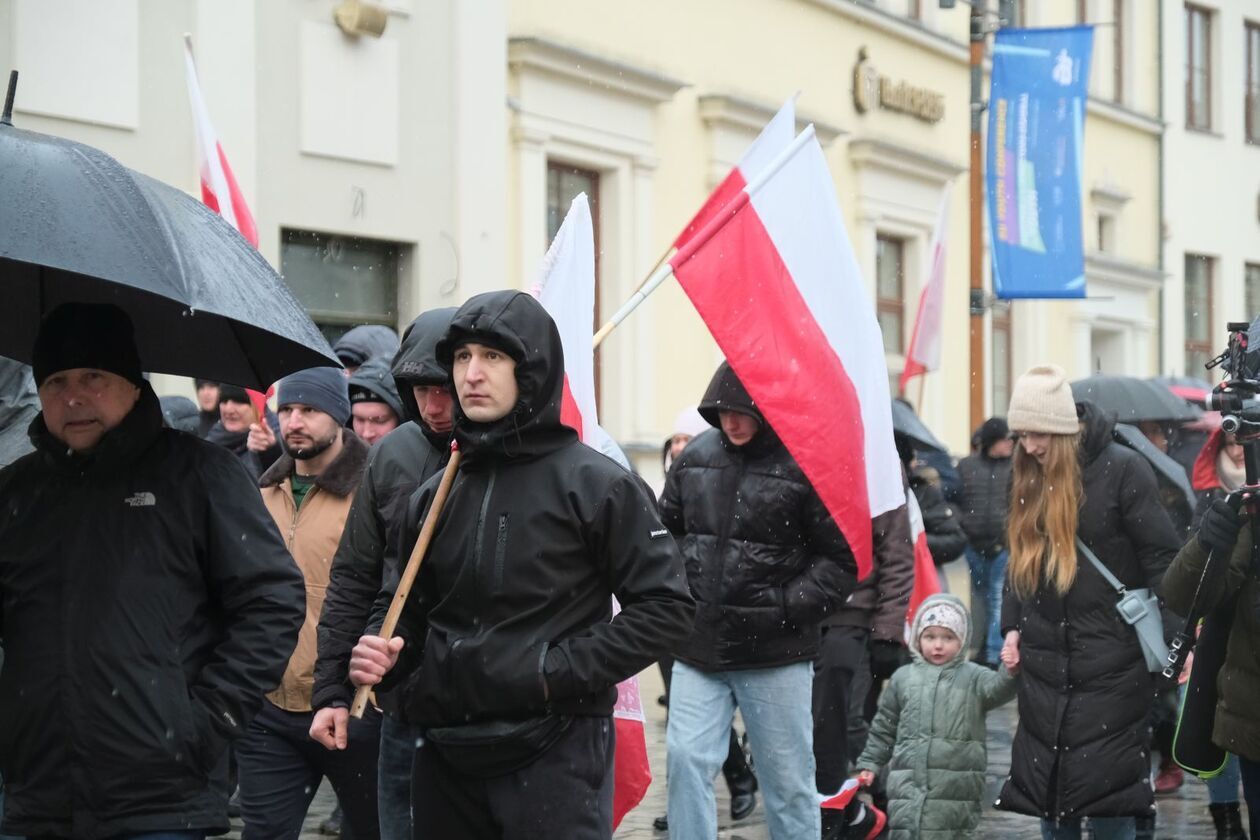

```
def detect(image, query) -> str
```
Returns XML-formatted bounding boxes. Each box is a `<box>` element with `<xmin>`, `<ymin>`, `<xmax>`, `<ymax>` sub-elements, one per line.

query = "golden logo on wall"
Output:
<box><xmin>852</xmin><ymin>47</ymin><xmax>945</xmax><ymax>124</ymax></box>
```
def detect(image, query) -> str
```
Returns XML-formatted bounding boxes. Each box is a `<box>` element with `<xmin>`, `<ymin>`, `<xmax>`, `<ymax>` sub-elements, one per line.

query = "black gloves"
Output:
<box><xmin>1198</xmin><ymin>499</ymin><xmax>1244</xmax><ymax>558</ymax></box>
<box><xmin>869</xmin><ymin>639</ymin><xmax>908</xmax><ymax>680</ymax></box>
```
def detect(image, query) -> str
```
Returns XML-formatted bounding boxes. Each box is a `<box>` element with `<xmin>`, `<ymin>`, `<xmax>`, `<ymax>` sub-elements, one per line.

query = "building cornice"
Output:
<box><xmin>797</xmin><ymin>0</ymin><xmax>969</xmax><ymax>63</ymax></box>
<box><xmin>1086</xmin><ymin>98</ymin><xmax>1163</xmax><ymax>136</ymax></box>
<box><xmin>848</xmin><ymin>135</ymin><xmax>965</xmax><ymax>184</ymax></box>
<box><xmin>507</xmin><ymin>37</ymin><xmax>688</xmax><ymax>104</ymax></box>
<box><xmin>697</xmin><ymin>93</ymin><xmax>844</xmax><ymax>146</ymax></box>
<box><xmin>1085</xmin><ymin>252</ymin><xmax>1166</xmax><ymax>291</ymax></box>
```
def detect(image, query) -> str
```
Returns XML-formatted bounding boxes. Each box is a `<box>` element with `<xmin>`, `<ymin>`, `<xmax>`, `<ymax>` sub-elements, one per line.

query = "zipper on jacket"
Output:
<box><xmin>713</xmin><ymin>458</ymin><xmax>749</xmax><ymax>600</ymax></box>
<box><xmin>493</xmin><ymin>513</ymin><xmax>510</xmax><ymax>588</ymax></box>
<box><xmin>471</xmin><ymin>469</ymin><xmax>498</xmax><ymax>588</ymax></box>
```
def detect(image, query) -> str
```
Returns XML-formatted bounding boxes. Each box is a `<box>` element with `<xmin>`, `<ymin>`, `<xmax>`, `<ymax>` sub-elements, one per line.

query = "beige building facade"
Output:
<box><xmin>2</xmin><ymin>0</ymin><xmax>1168</xmax><ymax>477</ymax></box>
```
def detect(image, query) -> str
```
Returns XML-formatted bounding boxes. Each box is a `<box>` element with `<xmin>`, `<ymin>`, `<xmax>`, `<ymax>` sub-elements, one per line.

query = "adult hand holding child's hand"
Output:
<box><xmin>1000</xmin><ymin>630</ymin><xmax>1021</xmax><ymax>673</ymax></box>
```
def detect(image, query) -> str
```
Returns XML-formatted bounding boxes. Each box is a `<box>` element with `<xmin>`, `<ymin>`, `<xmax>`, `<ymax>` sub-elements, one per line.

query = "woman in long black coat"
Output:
<box><xmin>996</xmin><ymin>366</ymin><xmax>1180</xmax><ymax>840</ymax></box>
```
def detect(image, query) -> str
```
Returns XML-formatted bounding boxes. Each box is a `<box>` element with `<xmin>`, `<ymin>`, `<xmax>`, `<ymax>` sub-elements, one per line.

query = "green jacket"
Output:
<box><xmin>856</xmin><ymin>593</ymin><xmax>1017</xmax><ymax>839</ymax></box>
<box><xmin>1160</xmin><ymin>527</ymin><xmax>1260</xmax><ymax>762</ymax></box>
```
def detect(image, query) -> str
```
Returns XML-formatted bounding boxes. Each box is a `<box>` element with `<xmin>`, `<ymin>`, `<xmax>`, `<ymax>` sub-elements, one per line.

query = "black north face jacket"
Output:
<box><xmin>377</xmin><ymin>290</ymin><xmax>694</xmax><ymax>726</ymax></box>
<box><xmin>0</xmin><ymin>385</ymin><xmax>305</xmax><ymax>839</ymax></box>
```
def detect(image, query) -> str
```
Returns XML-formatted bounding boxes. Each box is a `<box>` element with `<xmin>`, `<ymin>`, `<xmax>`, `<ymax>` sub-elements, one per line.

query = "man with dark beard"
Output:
<box><xmin>236</xmin><ymin>368</ymin><xmax>380</xmax><ymax>839</ymax></box>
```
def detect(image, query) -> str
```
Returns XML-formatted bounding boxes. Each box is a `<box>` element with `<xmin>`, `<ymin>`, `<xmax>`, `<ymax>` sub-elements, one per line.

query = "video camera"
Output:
<box><xmin>1205</xmin><ymin>319</ymin><xmax>1260</xmax><ymax>441</ymax></box>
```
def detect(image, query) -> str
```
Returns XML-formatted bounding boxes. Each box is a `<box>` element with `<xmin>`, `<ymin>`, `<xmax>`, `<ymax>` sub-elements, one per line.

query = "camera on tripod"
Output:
<box><xmin>1205</xmin><ymin>320</ymin><xmax>1260</xmax><ymax>441</ymax></box>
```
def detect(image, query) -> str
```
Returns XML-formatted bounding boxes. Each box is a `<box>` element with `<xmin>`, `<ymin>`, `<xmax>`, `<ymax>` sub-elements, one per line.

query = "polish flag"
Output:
<box><xmin>899</xmin><ymin>186</ymin><xmax>953</xmax><ymax>394</ymax></box>
<box><xmin>903</xmin><ymin>490</ymin><xmax>942</xmax><ymax>644</ymax></box>
<box><xmin>668</xmin><ymin>127</ymin><xmax>904</xmax><ymax>578</ymax></box>
<box><xmin>531</xmin><ymin>194</ymin><xmax>649</xmax><ymax>828</ymax></box>
<box><xmin>183</xmin><ymin>36</ymin><xmax>259</xmax><ymax>248</ymax></box>
<box><xmin>673</xmin><ymin>97</ymin><xmax>796</xmax><ymax>249</ymax></box>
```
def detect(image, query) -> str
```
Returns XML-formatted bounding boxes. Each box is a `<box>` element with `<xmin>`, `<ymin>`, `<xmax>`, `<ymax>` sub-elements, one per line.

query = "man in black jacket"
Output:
<box><xmin>349</xmin><ymin>291</ymin><xmax>693</xmax><ymax>840</ymax></box>
<box><xmin>310</xmin><ymin>308</ymin><xmax>455</xmax><ymax>840</ymax></box>
<box><xmin>957</xmin><ymin>416</ymin><xmax>1013</xmax><ymax>666</ymax></box>
<box><xmin>662</xmin><ymin>362</ymin><xmax>858</xmax><ymax>840</ymax></box>
<box><xmin>0</xmin><ymin>302</ymin><xmax>305</xmax><ymax>839</ymax></box>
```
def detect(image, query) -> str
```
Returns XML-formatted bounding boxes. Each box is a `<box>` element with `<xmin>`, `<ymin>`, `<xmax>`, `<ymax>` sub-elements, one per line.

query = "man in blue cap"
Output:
<box><xmin>236</xmin><ymin>367</ymin><xmax>380</xmax><ymax>839</ymax></box>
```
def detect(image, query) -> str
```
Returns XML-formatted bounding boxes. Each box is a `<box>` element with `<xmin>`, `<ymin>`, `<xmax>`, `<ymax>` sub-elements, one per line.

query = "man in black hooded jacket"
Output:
<box><xmin>0</xmin><ymin>302</ymin><xmax>305</xmax><ymax>839</ymax></box>
<box><xmin>311</xmin><ymin>308</ymin><xmax>456</xmax><ymax>840</ymax></box>
<box><xmin>349</xmin><ymin>290</ymin><xmax>693</xmax><ymax>840</ymax></box>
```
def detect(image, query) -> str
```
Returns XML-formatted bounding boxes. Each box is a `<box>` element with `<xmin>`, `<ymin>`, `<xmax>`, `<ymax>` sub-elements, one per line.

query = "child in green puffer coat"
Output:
<box><xmin>855</xmin><ymin>593</ymin><xmax>1018</xmax><ymax>839</ymax></box>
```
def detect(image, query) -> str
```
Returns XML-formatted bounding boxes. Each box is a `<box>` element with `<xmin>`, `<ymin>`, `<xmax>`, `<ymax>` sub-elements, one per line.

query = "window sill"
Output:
<box><xmin>1184</xmin><ymin>126</ymin><xmax>1224</xmax><ymax>139</ymax></box>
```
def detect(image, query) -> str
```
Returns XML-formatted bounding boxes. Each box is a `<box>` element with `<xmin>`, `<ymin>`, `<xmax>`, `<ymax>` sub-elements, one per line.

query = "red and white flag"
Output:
<box><xmin>903</xmin><ymin>490</ymin><xmax>942</xmax><ymax>643</ymax></box>
<box><xmin>531</xmin><ymin>194</ymin><xmax>649</xmax><ymax>828</ymax></box>
<box><xmin>183</xmin><ymin>37</ymin><xmax>259</xmax><ymax>248</ymax></box>
<box><xmin>899</xmin><ymin>186</ymin><xmax>953</xmax><ymax>394</ymax></box>
<box><xmin>673</xmin><ymin>97</ymin><xmax>796</xmax><ymax>249</ymax></box>
<box><xmin>668</xmin><ymin>126</ymin><xmax>904</xmax><ymax>578</ymax></box>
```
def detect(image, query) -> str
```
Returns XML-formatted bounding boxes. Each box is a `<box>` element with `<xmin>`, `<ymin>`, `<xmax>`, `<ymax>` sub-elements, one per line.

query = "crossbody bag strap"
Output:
<box><xmin>1074</xmin><ymin>536</ymin><xmax>1126</xmax><ymax>594</ymax></box>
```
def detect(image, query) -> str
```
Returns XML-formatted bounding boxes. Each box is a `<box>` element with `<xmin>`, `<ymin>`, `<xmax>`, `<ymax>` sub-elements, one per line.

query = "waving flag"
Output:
<box><xmin>183</xmin><ymin>36</ymin><xmax>259</xmax><ymax>248</ymax></box>
<box><xmin>674</xmin><ymin>97</ymin><xmax>796</xmax><ymax>249</ymax></box>
<box><xmin>903</xmin><ymin>490</ymin><xmax>942</xmax><ymax>643</ymax></box>
<box><xmin>899</xmin><ymin>185</ymin><xmax>952</xmax><ymax>393</ymax></box>
<box><xmin>531</xmin><ymin>194</ymin><xmax>647</xmax><ymax>827</ymax></box>
<box><xmin>668</xmin><ymin>127</ymin><xmax>903</xmax><ymax>578</ymax></box>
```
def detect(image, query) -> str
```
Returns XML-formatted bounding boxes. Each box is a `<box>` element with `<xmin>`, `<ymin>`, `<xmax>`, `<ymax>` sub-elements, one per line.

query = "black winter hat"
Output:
<box><xmin>276</xmin><ymin>367</ymin><xmax>351</xmax><ymax>427</ymax></box>
<box><xmin>977</xmin><ymin>417</ymin><xmax>1011</xmax><ymax>452</ymax></box>
<box><xmin>32</xmin><ymin>302</ymin><xmax>144</xmax><ymax>387</ymax></box>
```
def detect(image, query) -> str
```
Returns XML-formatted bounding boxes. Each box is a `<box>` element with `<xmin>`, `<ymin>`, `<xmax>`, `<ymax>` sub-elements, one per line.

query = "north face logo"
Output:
<box><xmin>124</xmin><ymin>491</ymin><xmax>156</xmax><ymax>508</ymax></box>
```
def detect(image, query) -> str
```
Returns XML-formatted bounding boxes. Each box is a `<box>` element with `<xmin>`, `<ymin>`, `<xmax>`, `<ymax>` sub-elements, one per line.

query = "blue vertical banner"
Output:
<box><xmin>987</xmin><ymin>26</ymin><xmax>1093</xmax><ymax>299</ymax></box>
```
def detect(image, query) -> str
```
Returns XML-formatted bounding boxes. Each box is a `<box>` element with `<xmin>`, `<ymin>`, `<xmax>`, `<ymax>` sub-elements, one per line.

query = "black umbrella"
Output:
<box><xmin>1070</xmin><ymin>375</ymin><xmax>1201</xmax><ymax>424</ymax></box>
<box><xmin>1112</xmin><ymin>422</ymin><xmax>1196</xmax><ymax>513</ymax></box>
<box><xmin>0</xmin><ymin>89</ymin><xmax>337</xmax><ymax>390</ymax></box>
<box><xmin>891</xmin><ymin>398</ymin><xmax>947</xmax><ymax>454</ymax></box>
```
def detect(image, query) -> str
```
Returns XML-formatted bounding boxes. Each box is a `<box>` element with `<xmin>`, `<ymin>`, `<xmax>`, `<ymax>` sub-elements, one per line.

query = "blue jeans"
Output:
<box><xmin>667</xmin><ymin>661</ymin><xmax>818</xmax><ymax>840</ymax></box>
<box><xmin>378</xmin><ymin>714</ymin><xmax>418</xmax><ymax>840</ymax></box>
<box><xmin>965</xmin><ymin>546</ymin><xmax>1008</xmax><ymax>662</ymax></box>
<box><xmin>1040</xmin><ymin>816</ymin><xmax>1135</xmax><ymax>840</ymax></box>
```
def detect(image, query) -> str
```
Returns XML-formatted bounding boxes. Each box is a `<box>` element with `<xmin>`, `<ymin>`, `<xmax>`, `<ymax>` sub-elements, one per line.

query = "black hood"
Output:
<box><xmin>348</xmin><ymin>354</ymin><xmax>404</xmax><ymax>423</ymax></box>
<box><xmin>697</xmin><ymin>362</ymin><xmax>779</xmax><ymax>456</ymax></box>
<box><xmin>435</xmin><ymin>291</ymin><xmax>576</xmax><ymax>462</ymax></box>
<box><xmin>333</xmin><ymin>324</ymin><xmax>399</xmax><ymax>368</ymax></box>
<box><xmin>1077</xmin><ymin>399</ymin><xmax>1115</xmax><ymax>466</ymax></box>
<box><xmin>0</xmin><ymin>358</ymin><xmax>39</xmax><ymax>467</ymax></box>
<box><xmin>393</xmin><ymin>308</ymin><xmax>457</xmax><ymax>444</ymax></box>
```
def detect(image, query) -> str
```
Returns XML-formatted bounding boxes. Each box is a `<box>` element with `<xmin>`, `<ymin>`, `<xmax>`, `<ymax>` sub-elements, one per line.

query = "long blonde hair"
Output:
<box><xmin>1007</xmin><ymin>434</ymin><xmax>1083</xmax><ymax>598</ymax></box>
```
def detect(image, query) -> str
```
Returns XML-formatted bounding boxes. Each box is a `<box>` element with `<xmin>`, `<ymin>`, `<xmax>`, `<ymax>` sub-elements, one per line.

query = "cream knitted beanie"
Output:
<box><xmin>1007</xmin><ymin>364</ymin><xmax>1079</xmax><ymax>435</ymax></box>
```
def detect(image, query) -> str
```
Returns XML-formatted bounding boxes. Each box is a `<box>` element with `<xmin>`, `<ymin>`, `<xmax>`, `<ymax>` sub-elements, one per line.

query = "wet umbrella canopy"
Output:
<box><xmin>890</xmin><ymin>398</ymin><xmax>947</xmax><ymax>454</ymax></box>
<box><xmin>1070</xmin><ymin>374</ymin><xmax>1201</xmax><ymax>424</ymax></box>
<box><xmin>0</xmin><ymin>98</ymin><xmax>337</xmax><ymax>390</ymax></box>
<box><xmin>1112</xmin><ymin>421</ymin><xmax>1196</xmax><ymax>513</ymax></box>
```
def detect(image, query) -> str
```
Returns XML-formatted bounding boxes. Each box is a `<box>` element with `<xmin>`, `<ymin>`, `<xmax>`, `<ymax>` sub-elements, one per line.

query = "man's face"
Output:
<box><xmin>719</xmin><ymin>411</ymin><xmax>760</xmax><ymax>447</ymax></box>
<box><xmin>38</xmin><ymin>368</ymin><xmax>141</xmax><ymax>453</ymax></box>
<box><xmin>351</xmin><ymin>402</ymin><xmax>399</xmax><ymax>446</ymax></box>
<box><xmin>987</xmin><ymin>437</ymin><xmax>1015</xmax><ymax>459</ymax></box>
<box><xmin>219</xmin><ymin>399</ymin><xmax>257</xmax><ymax>434</ymax></box>
<box><xmin>412</xmin><ymin>384</ymin><xmax>454</xmax><ymax>434</ymax></box>
<box><xmin>452</xmin><ymin>343</ymin><xmax>518</xmax><ymax>424</ymax></box>
<box><xmin>196</xmin><ymin>382</ymin><xmax>220</xmax><ymax>412</ymax></box>
<box><xmin>277</xmin><ymin>403</ymin><xmax>341</xmax><ymax>460</ymax></box>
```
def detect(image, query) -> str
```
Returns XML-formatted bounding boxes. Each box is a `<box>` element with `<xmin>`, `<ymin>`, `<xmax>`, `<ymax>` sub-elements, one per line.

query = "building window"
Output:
<box><xmin>279</xmin><ymin>230</ymin><xmax>400</xmax><ymax>345</ymax></box>
<box><xmin>1097</xmin><ymin>213</ymin><xmax>1116</xmax><ymax>253</ymax></box>
<box><xmin>1185</xmin><ymin>253</ymin><xmax>1214</xmax><ymax>376</ymax></box>
<box><xmin>992</xmin><ymin>302</ymin><xmax>1013</xmax><ymax>417</ymax></box>
<box><xmin>1247</xmin><ymin>22</ymin><xmax>1260</xmax><ymax>143</ymax></box>
<box><xmin>876</xmin><ymin>234</ymin><xmax>906</xmax><ymax>355</ymax></box>
<box><xmin>1246</xmin><ymin>263</ymin><xmax>1260</xmax><ymax>320</ymax></box>
<box><xmin>1186</xmin><ymin>5</ymin><xmax>1213</xmax><ymax>131</ymax></box>
<box><xmin>545</xmin><ymin>160</ymin><xmax>602</xmax><ymax>398</ymax></box>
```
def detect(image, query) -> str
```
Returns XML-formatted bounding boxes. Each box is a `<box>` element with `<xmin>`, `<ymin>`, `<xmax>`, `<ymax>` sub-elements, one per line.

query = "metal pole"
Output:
<box><xmin>968</xmin><ymin>1</ymin><xmax>987</xmax><ymax>433</ymax></box>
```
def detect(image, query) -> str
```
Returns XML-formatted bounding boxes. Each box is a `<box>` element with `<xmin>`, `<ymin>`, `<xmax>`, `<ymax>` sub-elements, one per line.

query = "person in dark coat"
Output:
<box><xmin>204</xmin><ymin>383</ymin><xmax>282</xmax><ymax>481</ymax></box>
<box><xmin>0</xmin><ymin>359</ymin><xmax>37</xmax><ymax>469</ymax></box>
<box><xmin>349</xmin><ymin>291</ymin><xmax>693</xmax><ymax>840</ymax></box>
<box><xmin>663</xmin><ymin>362</ymin><xmax>859</xmax><ymax>840</ymax></box>
<box><xmin>194</xmin><ymin>378</ymin><xmax>221</xmax><ymax>438</ymax></box>
<box><xmin>996</xmin><ymin>366</ymin><xmax>1180</xmax><ymax>839</ymax></box>
<box><xmin>159</xmin><ymin>394</ymin><xmax>201</xmax><ymax>434</ymax></box>
<box><xmin>0</xmin><ymin>302</ymin><xmax>305</xmax><ymax>839</ymax></box>
<box><xmin>347</xmin><ymin>354</ymin><xmax>405</xmax><ymax>446</ymax></box>
<box><xmin>956</xmin><ymin>416</ymin><xmax>1014</xmax><ymax>665</ymax></box>
<box><xmin>333</xmin><ymin>325</ymin><xmax>400</xmax><ymax>376</ymax></box>
<box><xmin>896</xmin><ymin>432</ymin><xmax>968</xmax><ymax>569</ymax></box>
<box><xmin>311</xmin><ymin>308</ymin><xmax>456</xmax><ymax>840</ymax></box>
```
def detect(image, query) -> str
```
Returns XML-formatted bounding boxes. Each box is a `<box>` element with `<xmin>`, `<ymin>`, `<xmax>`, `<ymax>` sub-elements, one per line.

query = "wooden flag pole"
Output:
<box><xmin>350</xmin><ymin>443</ymin><xmax>462</xmax><ymax>719</ymax></box>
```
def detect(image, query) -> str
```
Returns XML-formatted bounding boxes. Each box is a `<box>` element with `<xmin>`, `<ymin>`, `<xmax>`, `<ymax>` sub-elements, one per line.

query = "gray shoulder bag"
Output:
<box><xmin>1076</xmin><ymin>538</ymin><xmax>1169</xmax><ymax>673</ymax></box>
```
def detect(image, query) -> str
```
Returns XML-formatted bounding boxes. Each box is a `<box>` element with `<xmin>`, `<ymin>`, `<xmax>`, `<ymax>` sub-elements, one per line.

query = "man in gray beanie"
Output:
<box><xmin>236</xmin><ymin>366</ymin><xmax>380</xmax><ymax>838</ymax></box>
